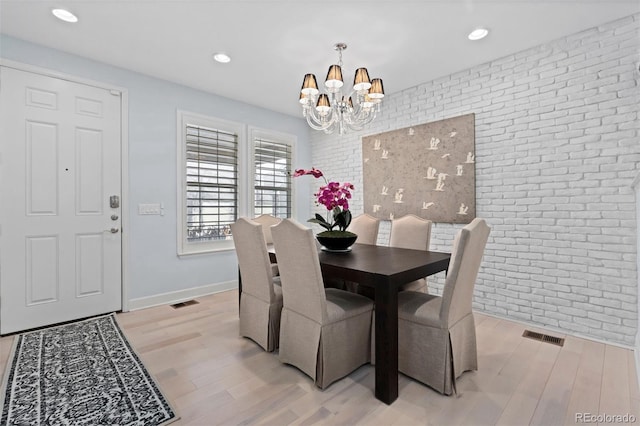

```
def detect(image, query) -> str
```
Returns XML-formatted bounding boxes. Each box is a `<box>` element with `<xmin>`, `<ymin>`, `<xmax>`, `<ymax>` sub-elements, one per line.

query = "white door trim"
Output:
<box><xmin>0</xmin><ymin>59</ymin><xmax>131</xmax><ymax>312</ymax></box>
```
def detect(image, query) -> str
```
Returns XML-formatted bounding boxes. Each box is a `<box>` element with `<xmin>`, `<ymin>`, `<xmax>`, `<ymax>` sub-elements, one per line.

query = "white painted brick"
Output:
<box><xmin>309</xmin><ymin>14</ymin><xmax>639</xmax><ymax>347</ymax></box>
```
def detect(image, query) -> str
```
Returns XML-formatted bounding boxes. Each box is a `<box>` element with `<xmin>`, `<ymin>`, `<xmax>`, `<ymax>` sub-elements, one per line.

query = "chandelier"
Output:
<box><xmin>299</xmin><ymin>43</ymin><xmax>384</xmax><ymax>135</ymax></box>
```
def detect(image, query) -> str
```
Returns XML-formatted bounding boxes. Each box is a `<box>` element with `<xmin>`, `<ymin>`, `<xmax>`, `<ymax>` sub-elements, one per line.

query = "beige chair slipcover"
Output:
<box><xmin>349</xmin><ymin>213</ymin><xmax>380</xmax><ymax>245</ymax></box>
<box><xmin>272</xmin><ymin>219</ymin><xmax>374</xmax><ymax>389</ymax></box>
<box><xmin>253</xmin><ymin>214</ymin><xmax>282</xmax><ymax>276</ymax></box>
<box><xmin>390</xmin><ymin>214</ymin><xmax>433</xmax><ymax>293</ymax></box>
<box><xmin>252</xmin><ymin>214</ymin><xmax>281</xmax><ymax>244</ymax></box>
<box><xmin>342</xmin><ymin>214</ymin><xmax>380</xmax><ymax>293</ymax></box>
<box><xmin>397</xmin><ymin>218</ymin><xmax>490</xmax><ymax>395</ymax></box>
<box><xmin>230</xmin><ymin>217</ymin><xmax>283</xmax><ymax>352</ymax></box>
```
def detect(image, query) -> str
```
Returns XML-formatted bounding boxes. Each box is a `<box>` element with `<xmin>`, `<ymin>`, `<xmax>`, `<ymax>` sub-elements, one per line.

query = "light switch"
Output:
<box><xmin>138</xmin><ymin>203</ymin><xmax>163</xmax><ymax>215</ymax></box>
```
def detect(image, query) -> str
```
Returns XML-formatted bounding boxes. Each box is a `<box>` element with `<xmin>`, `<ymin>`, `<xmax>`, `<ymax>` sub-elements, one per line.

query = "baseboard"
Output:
<box><xmin>636</xmin><ymin>338</ymin><xmax>640</xmax><ymax>393</ymax></box>
<box><xmin>127</xmin><ymin>280</ymin><xmax>237</xmax><ymax>311</ymax></box>
<box><xmin>477</xmin><ymin>310</ymin><xmax>634</xmax><ymax>350</ymax></box>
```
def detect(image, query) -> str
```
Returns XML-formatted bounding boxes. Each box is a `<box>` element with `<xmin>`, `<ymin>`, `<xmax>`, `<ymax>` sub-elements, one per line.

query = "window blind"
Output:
<box><xmin>254</xmin><ymin>137</ymin><xmax>292</xmax><ymax>218</ymax></box>
<box><xmin>186</xmin><ymin>124</ymin><xmax>238</xmax><ymax>241</ymax></box>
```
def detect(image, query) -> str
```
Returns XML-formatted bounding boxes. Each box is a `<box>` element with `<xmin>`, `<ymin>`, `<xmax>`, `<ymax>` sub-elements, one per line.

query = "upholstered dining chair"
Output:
<box><xmin>337</xmin><ymin>213</ymin><xmax>381</xmax><ymax>293</ymax></box>
<box><xmin>390</xmin><ymin>214</ymin><xmax>433</xmax><ymax>293</ymax></box>
<box><xmin>349</xmin><ymin>213</ymin><xmax>380</xmax><ymax>245</ymax></box>
<box><xmin>271</xmin><ymin>218</ymin><xmax>374</xmax><ymax>389</ymax></box>
<box><xmin>252</xmin><ymin>214</ymin><xmax>282</xmax><ymax>276</ymax></box>
<box><xmin>230</xmin><ymin>217</ymin><xmax>283</xmax><ymax>352</ymax></box>
<box><xmin>396</xmin><ymin>218</ymin><xmax>491</xmax><ymax>395</ymax></box>
<box><xmin>252</xmin><ymin>214</ymin><xmax>281</xmax><ymax>245</ymax></box>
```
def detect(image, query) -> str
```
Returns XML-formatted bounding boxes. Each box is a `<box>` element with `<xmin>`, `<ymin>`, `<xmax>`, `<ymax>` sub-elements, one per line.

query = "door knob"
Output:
<box><xmin>104</xmin><ymin>228</ymin><xmax>119</xmax><ymax>233</ymax></box>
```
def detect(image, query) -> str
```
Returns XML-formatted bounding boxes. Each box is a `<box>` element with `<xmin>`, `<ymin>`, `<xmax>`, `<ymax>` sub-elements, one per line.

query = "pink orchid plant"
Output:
<box><xmin>293</xmin><ymin>168</ymin><xmax>354</xmax><ymax>232</ymax></box>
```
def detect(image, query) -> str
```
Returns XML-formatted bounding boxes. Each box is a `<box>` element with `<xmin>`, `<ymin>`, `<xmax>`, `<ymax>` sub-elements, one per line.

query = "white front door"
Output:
<box><xmin>0</xmin><ymin>66</ymin><xmax>122</xmax><ymax>334</ymax></box>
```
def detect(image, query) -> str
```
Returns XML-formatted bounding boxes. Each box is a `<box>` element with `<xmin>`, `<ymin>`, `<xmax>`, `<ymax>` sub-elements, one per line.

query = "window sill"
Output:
<box><xmin>177</xmin><ymin>240</ymin><xmax>235</xmax><ymax>257</ymax></box>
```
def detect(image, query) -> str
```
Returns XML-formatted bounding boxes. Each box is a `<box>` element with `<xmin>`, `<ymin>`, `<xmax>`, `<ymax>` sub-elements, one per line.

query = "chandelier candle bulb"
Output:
<box><xmin>353</xmin><ymin>68</ymin><xmax>372</xmax><ymax>92</ymax></box>
<box><xmin>368</xmin><ymin>78</ymin><xmax>385</xmax><ymax>99</ymax></box>
<box><xmin>343</xmin><ymin>96</ymin><xmax>354</xmax><ymax>109</ymax></box>
<box><xmin>362</xmin><ymin>95</ymin><xmax>374</xmax><ymax>110</ymax></box>
<box><xmin>325</xmin><ymin>65</ymin><xmax>344</xmax><ymax>90</ymax></box>
<box><xmin>299</xmin><ymin>42</ymin><xmax>384</xmax><ymax>134</ymax></box>
<box><xmin>316</xmin><ymin>94</ymin><xmax>331</xmax><ymax>115</ymax></box>
<box><xmin>301</xmin><ymin>73</ymin><xmax>319</xmax><ymax>95</ymax></box>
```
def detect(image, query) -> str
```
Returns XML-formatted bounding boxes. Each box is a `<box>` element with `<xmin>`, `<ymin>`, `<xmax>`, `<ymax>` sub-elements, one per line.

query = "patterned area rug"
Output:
<box><xmin>0</xmin><ymin>314</ymin><xmax>177</xmax><ymax>425</ymax></box>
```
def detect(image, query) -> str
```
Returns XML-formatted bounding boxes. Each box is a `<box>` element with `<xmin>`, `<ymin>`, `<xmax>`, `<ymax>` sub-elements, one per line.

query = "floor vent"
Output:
<box><xmin>170</xmin><ymin>300</ymin><xmax>199</xmax><ymax>309</ymax></box>
<box><xmin>522</xmin><ymin>330</ymin><xmax>565</xmax><ymax>347</ymax></box>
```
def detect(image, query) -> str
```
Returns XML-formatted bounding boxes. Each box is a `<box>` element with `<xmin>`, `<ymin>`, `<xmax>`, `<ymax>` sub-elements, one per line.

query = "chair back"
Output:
<box><xmin>252</xmin><ymin>214</ymin><xmax>282</xmax><ymax>244</ymax></box>
<box><xmin>389</xmin><ymin>214</ymin><xmax>432</xmax><ymax>251</ymax></box>
<box><xmin>230</xmin><ymin>217</ymin><xmax>275</xmax><ymax>303</ymax></box>
<box><xmin>349</xmin><ymin>213</ymin><xmax>380</xmax><ymax>245</ymax></box>
<box><xmin>440</xmin><ymin>218</ymin><xmax>491</xmax><ymax>326</ymax></box>
<box><xmin>271</xmin><ymin>219</ymin><xmax>327</xmax><ymax>323</ymax></box>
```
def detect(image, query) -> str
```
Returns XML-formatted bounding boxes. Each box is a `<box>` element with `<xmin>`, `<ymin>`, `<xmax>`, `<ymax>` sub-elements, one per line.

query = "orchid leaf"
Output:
<box><xmin>308</xmin><ymin>218</ymin><xmax>332</xmax><ymax>231</ymax></box>
<box><xmin>333</xmin><ymin>209</ymin><xmax>352</xmax><ymax>232</ymax></box>
<box><xmin>315</xmin><ymin>213</ymin><xmax>330</xmax><ymax>225</ymax></box>
<box><xmin>343</xmin><ymin>210</ymin><xmax>352</xmax><ymax>229</ymax></box>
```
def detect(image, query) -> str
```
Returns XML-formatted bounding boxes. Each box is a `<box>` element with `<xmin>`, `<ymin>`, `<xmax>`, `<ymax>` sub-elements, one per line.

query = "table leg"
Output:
<box><xmin>375</xmin><ymin>283</ymin><xmax>398</xmax><ymax>405</ymax></box>
<box><xmin>238</xmin><ymin>268</ymin><xmax>242</xmax><ymax>312</ymax></box>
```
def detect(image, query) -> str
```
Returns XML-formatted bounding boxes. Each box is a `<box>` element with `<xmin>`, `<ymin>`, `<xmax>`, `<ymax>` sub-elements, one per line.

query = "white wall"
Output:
<box><xmin>310</xmin><ymin>15</ymin><xmax>640</xmax><ymax>346</ymax></box>
<box><xmin>0</xmin><ymin>35</ymin><xmax>312</xmax><ymax>304</ymax></box>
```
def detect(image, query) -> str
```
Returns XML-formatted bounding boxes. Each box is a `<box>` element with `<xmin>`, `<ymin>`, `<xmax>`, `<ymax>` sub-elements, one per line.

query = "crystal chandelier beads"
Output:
<box><xmin>299</xmin><ymin>43</ymin><xmax>384</xmax><ymax>135</ymax></box>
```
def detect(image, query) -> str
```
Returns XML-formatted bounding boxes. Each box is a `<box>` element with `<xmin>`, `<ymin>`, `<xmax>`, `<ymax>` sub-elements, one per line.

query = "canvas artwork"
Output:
<box><xmin>362</xmin><ymin>113</ymin><xmax>475</xmax><ymax>224</ymax></box>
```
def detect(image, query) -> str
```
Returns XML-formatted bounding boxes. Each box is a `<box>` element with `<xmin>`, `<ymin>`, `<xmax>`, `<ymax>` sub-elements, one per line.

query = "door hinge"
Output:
<box><xmin>110</xmin><ymin>90</ymin><xmax>120</xmax><ymax>96</ymax></box>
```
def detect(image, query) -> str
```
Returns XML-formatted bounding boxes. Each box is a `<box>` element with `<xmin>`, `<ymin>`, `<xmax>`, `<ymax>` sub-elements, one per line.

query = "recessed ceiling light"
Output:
<box><xmin>468</xmin><ymin>28</ymin><xmax>489</xmax><ymax>41</ymax></box>
<box><xmin>52</xmin><ymin>8</ymin><xmax>78</xmax><ymax>23</ymax></box>
<box><xmin>213</xmin><ymin>53</ymin><xmax>231</xmax><ymax>63</ymax></box>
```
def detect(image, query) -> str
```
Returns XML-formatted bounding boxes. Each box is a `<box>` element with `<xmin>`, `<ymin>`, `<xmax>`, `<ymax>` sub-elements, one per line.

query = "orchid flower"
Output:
<box><xmin>293</xmin><ymin>167</ymin><xmax>354</xmax><ymax>232</ymax></box>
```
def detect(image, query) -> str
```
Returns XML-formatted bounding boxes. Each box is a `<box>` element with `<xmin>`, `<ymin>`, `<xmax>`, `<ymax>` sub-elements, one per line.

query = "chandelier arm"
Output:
<box><xmin>343</xmin><ymin>105</ymin><xmax>373</xmax><ymax>124</ymax></box>
<box><xmin>349</xmin><ymin>94</ymin><xmax>373</xmax><ymax>117</ymax></box>
<box><xmin>305</xmin><ymin>113</ymin><xmax>332</xmax><ymax>131</ymax></box>
<box><xmin>351</xmin><ymin>96</ymin><xmax>382</xmax><ymax>120</ymax></box>
<box><xmin>343</xmin><ymin>108</ymin><xmax>378</xmax><ymax>131</ymax></box>
<box><xmin>305</xmin><ymin>106</ymin><xmax>338</xmax><ymax>132</ymax></box>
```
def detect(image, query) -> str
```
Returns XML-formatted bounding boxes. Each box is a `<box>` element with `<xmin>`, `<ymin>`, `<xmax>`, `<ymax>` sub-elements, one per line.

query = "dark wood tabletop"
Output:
<box><xmin>318</xmin><ymin>243</ymin><xmax>450</xmax><ymax>291</ymax></box>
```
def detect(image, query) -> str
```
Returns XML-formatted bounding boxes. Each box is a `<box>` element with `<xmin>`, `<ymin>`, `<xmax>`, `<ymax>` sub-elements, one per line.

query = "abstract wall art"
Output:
<box><xmin>362</xmin><ymin>113</ymin><xmax>475</xmax><ymax>223</ymax></box>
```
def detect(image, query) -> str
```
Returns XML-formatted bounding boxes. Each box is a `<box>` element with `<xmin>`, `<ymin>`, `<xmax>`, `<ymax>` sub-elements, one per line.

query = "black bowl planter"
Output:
<box><xmin>316</xmin><ymin>230</ymin><xmax>358</xmax><ymax>251</ymax></box>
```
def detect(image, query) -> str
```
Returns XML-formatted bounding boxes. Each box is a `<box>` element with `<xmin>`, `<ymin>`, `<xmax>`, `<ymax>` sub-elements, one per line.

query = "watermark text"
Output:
<box><xmin>576</xmin><ymin>413</ymin><xmax>636</xmax><ymax>423</ymax></box>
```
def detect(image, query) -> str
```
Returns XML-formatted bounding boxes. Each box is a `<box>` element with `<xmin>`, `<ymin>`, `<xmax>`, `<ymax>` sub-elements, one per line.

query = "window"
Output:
<box><xmin>178</xmin><ymin>112</ymin><xmax>244</xmax><ymax>254</ymax></box>
<box><xmin>177</xmin><ymin>114</ymin><xmax>295</xmax><ymax>255</ymax></box>
<box><xmin>250</xmin><ymin>128</ymin><xmax>295</xmax><ymax>219</ymax></box>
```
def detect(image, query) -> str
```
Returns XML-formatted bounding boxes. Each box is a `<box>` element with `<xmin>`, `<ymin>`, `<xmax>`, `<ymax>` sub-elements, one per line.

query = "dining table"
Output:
<box><xmin>316</xmin><ymin>243</ymin><xmax>450</xmax><ymax>404</ymax></box>
<box><xmin>240</xmin><ymin>243</ymin><xmax>451</xmax><ymax>405</ymax></box>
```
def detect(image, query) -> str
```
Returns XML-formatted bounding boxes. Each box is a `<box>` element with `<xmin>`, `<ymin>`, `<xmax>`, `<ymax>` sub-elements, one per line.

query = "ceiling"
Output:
<box><xmin>1</xmin><ymin>1</ymin><xmax>638</xmax><ymax>118</ymax></box>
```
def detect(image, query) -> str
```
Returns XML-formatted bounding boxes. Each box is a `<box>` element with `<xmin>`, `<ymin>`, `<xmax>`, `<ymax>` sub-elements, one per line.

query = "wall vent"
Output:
<box><xmin>170</xmin><ymin>300</ymin><xmax>199</xmax><ymax>309</ymax></box>
<box><xmin>522</xmin><ymin>330</ymin><xmax>565</xmax><ymax>347</ymax></box>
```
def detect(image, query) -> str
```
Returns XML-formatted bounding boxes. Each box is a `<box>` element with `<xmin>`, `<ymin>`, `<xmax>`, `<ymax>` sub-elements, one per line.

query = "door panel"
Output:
<box><xmin>26</xmin><ymin>121</ymin><xmax>59</xmax><ymax>215</ymax></box>
<box><xmin>76</xmin><ymin>233</ymin><xmax>104</xmax><ymax>297</ymax></box>
<box><xmin>0</xmin><ymin>66</ymin><xmax>122</xmax><ymax>334</ymax></box>
<box><xmin>26</xmin><ymin>235</ymin><xmax>59</xmax><ymax>305</ymax></box>
<box><xmin>76</xmin><ymin>127</ymin><xmax>104</xmax><ymax>214</ymax></box>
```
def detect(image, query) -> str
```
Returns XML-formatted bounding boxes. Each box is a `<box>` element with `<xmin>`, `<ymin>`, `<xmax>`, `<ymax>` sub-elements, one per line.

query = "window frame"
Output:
<box><xmin>249</xmin><ymin>126</ymin><xmax>296</xmax><ymax>219</ymax></box>
<box><xmin>177</xmin><ymin>111</ymin><xmax>247</xmax><ymax>255</ymax></box>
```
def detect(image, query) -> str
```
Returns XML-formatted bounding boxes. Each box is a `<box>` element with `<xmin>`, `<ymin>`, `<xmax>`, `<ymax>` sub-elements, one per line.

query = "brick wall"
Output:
<box><xmin>308</xmin><ymin>14</ymin><xmax>640</xmax><ymax>346</ymax></box>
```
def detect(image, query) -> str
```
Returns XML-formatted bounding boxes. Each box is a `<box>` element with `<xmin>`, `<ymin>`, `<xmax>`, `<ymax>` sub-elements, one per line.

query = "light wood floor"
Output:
<box><xmin>0</xmin><ymin>290</ymin><xmax>637</xmax><ymax>425</ymax></box>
